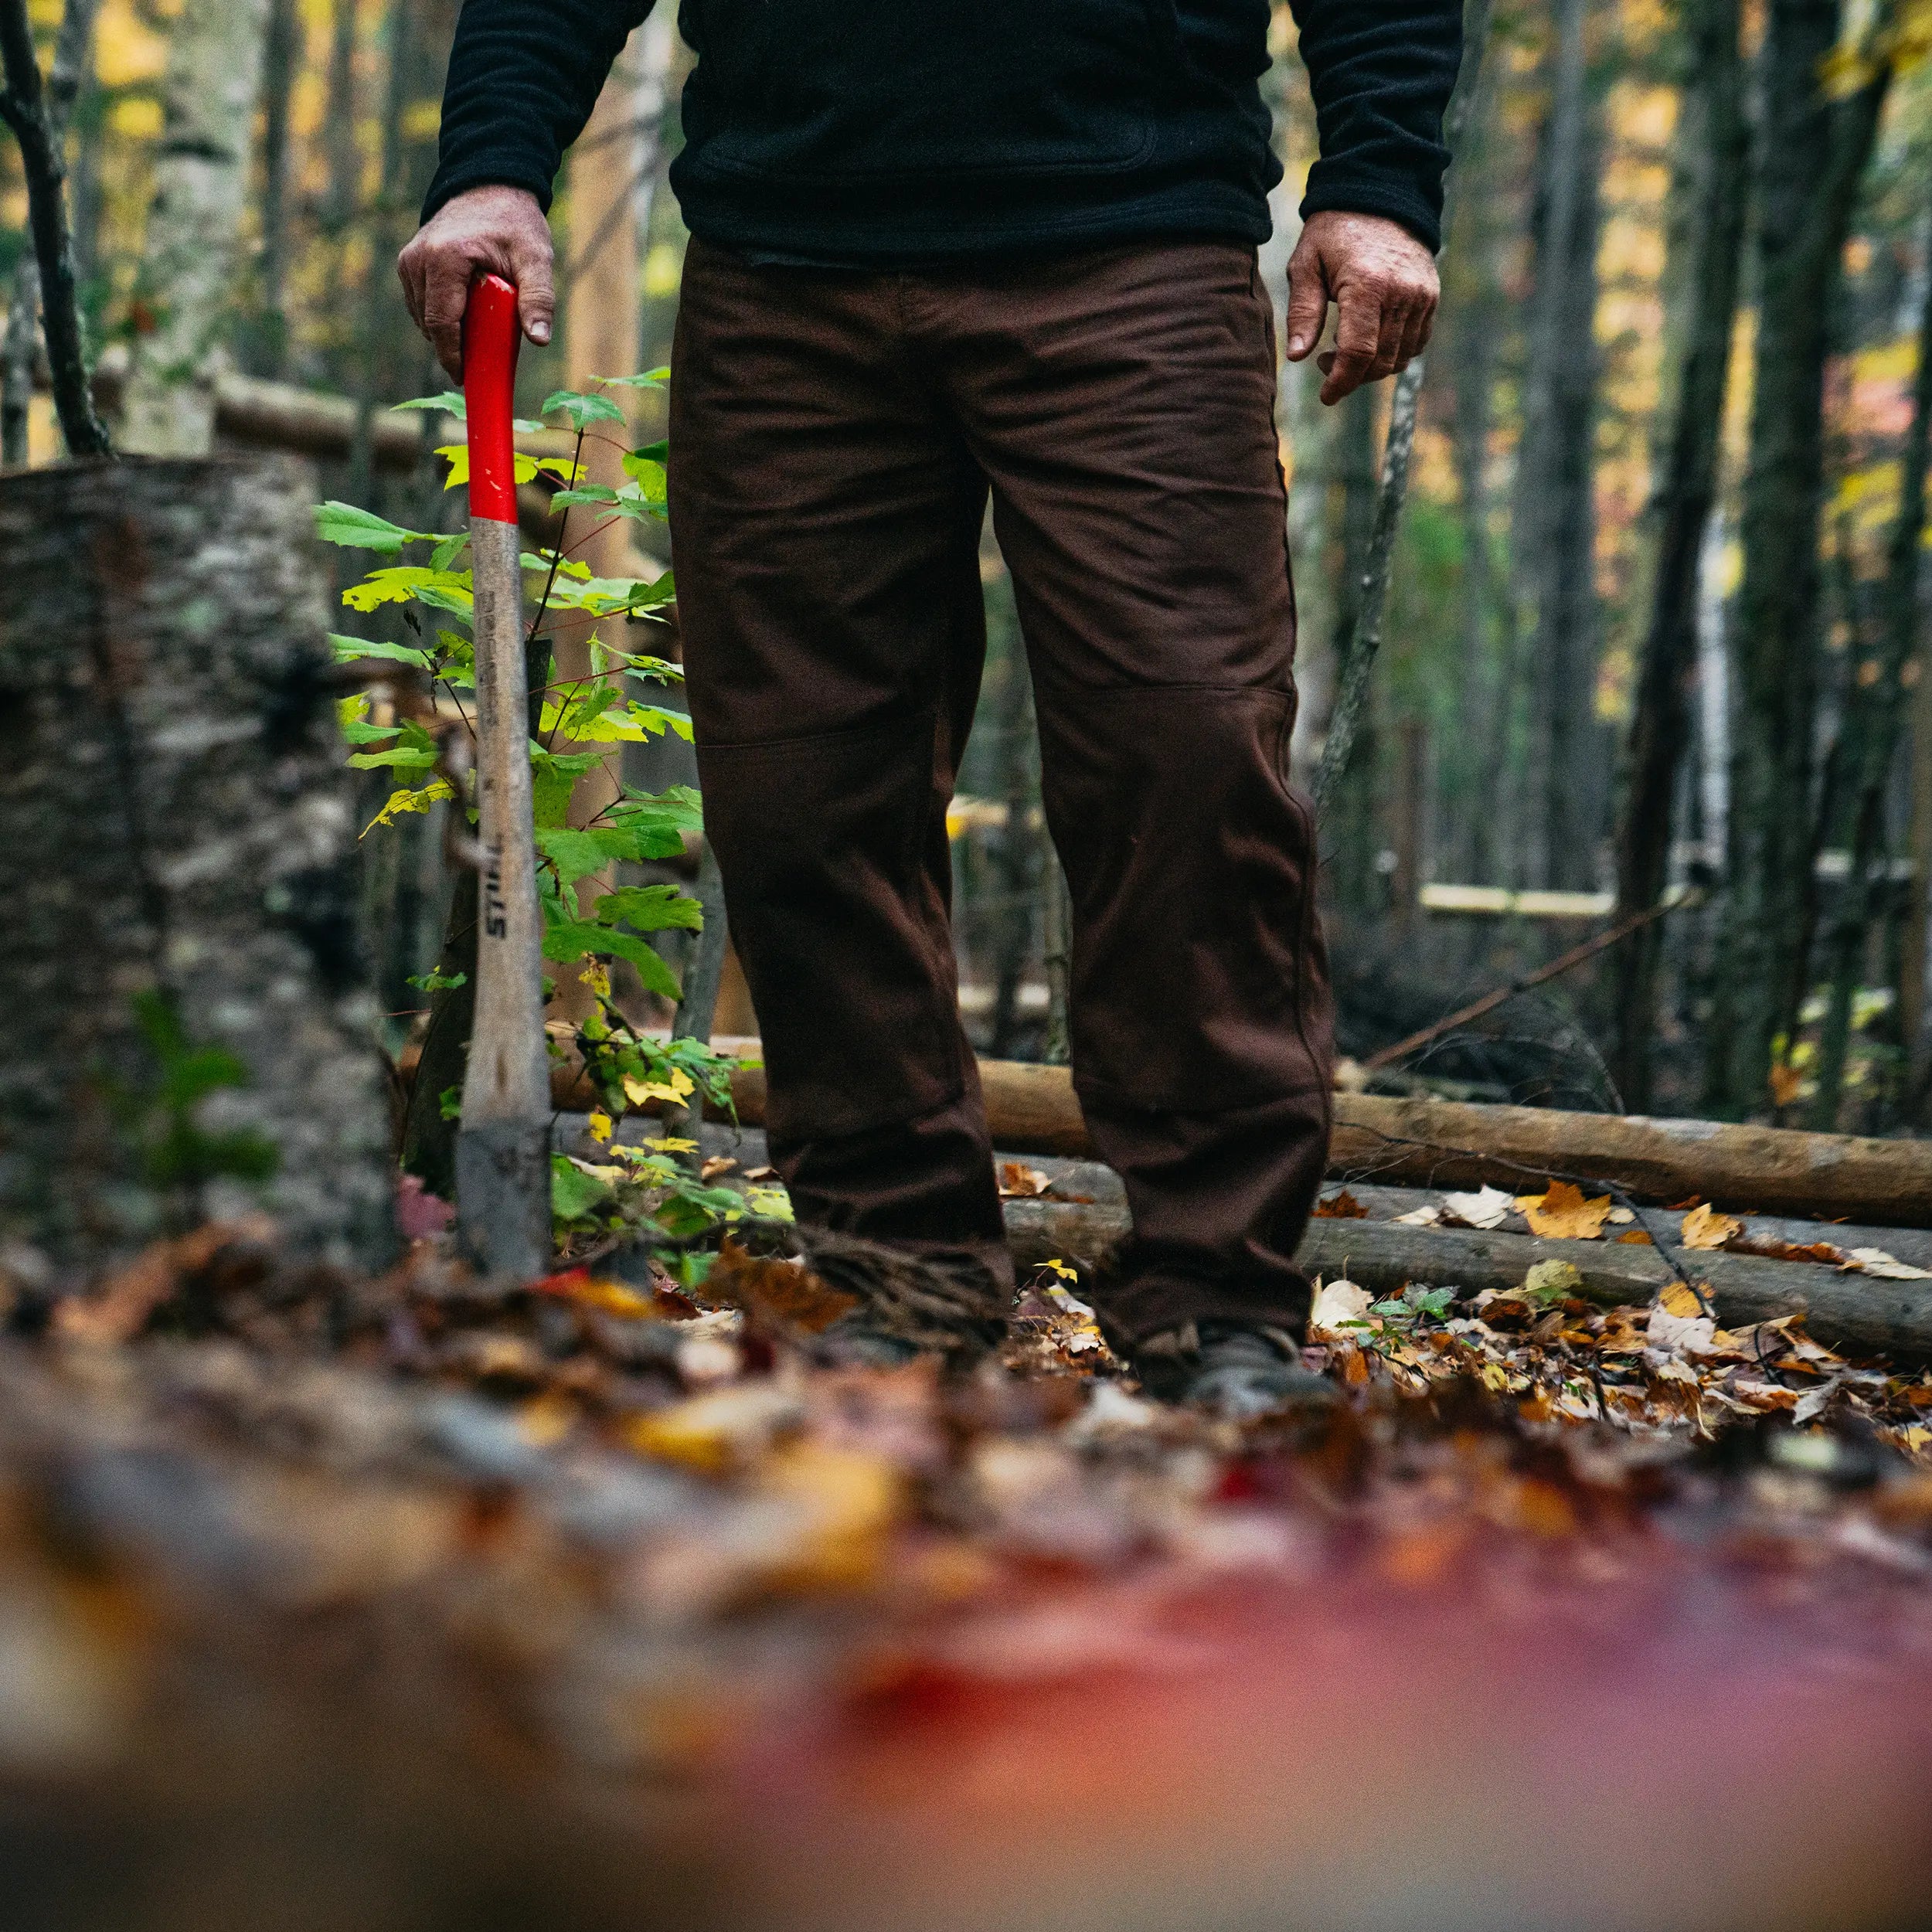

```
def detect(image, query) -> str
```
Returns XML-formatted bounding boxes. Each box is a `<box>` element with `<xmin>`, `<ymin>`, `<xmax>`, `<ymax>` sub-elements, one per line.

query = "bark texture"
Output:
<box><xmin>0</xmin><ymin>454</ymin><xmax>395</xmax><ymax>1275</ymax></box>
<box><xmin>1707</xmin><ymin>0</ymin><xmax>1895</xmax><ymax>1114</ymax></box>
<box><xmin>120</xmin><ymin>0</ymin><xmax>274</xmax><ymax>455</ymax></box>
<box><xmin>1609</xmin><ymin>0</ymin><xmax>1748</xmax><ymax>1107</ymax></box>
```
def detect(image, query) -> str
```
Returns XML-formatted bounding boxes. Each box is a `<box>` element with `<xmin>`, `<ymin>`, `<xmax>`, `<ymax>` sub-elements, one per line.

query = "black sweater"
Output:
<box><xmin>425</xmin><ymin>0</ymin><xmax>1461</xmax><ymax>261</ymax></box>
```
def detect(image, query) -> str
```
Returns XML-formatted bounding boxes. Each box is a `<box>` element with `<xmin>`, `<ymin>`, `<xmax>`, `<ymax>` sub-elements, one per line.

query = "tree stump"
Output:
<box><xmin>0</xmin><ymin>454</ymin><xmax>395</xmax><ymax>1278</ymax></box>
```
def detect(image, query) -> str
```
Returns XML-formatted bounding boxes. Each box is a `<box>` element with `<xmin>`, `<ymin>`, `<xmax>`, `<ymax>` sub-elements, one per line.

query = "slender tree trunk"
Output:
<box><xmin>324</xmin><ymin>0</ymin><xmax>359</xmax><ymax>234</ymax></box>
<box><xmin>1539</xmin><ymin>132</ymin><xmax>1604</xmax><ymax>891</ymax></box>
<box><xmin>1808</xmin><ymin>235</ymin><xmax>1932</xmax><ymax>1127</ymax></box>
<box><xmin>1311</xmin><ymin>0</ymin><xmax>1491</xmax><ymax>828</ymax></box>
<box><xmin>1903</xmin><ymin>570</ymin><xmax>1932</xmax><ymax>1097</ymax></box>
<box><xmin>1448</xmin><ymin>274</ymin><xmax>1499</xmax><ymax>881</ymax></box>
<box><xmin>247</xmin><ymin>0</ymin><xmax>298</xmax><ymax>377</ymax></box>
<box><xmin>988</xmin><ymin>662</ymin><xmax>1041</xmax><ymax>1059</ymax></box>
<box><xmin>1041</xmin><ymin>846</ymin><xmax>1072</xmax><ymax>1066</ymax></box>
<box><xmin>1608</xmin><ymin>0</ymin><xmax>1748</xmax><ymax>1110</ymax></box>
<box><xmin>0</xmin><ymin>260</ymin><xmax>34</xmax><ymax>465</ymax></box>
<box><xmin>1506</xmin><ymin>0</ymin><xmax>1595</xmax><ymax>891</ymax></box>
<box><xmin>121</xmin><ymin>0</ymin><xmax>274</xmax><ymax>454</ymax></box>
<box><xmin>1705</xmin><ymin>0</ymin><xmax>1896</xmax><ymax>1115</ymax></box>
<box><xmin>348</xmin><ymin>0</ymin><xmax>416</xmax><ymax>504</ymax></box>
<box><xmin>0</xmin><ymin>0</ymin><xmax>110</xmax><ymax>456</ymax></box>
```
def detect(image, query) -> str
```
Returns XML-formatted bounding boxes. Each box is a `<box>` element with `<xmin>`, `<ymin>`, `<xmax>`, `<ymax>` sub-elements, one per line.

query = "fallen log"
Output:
<box><xmin>998</xmin><ymin>1196</ymin><xmax>1932</xmax><ymax>1363</ymax></box>
<box><xmin>548</xmin><ymin>1047</ymin><xmax>1932</xmax><ymax>1229</ymax></box>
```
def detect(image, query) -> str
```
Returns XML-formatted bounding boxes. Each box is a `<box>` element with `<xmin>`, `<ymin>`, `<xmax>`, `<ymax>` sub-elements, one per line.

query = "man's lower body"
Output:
<box><xmin>666</xmin><ymin>236</ymin><xmax>1335</xmax><ymax>1364</ymax></box>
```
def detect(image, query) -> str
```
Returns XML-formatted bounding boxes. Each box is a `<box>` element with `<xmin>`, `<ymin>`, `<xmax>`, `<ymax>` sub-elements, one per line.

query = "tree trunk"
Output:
<box><xmin>987</xmin><ymin>659</ymin><xmax>1040</xmax><ymax>1059</ymax></box>
<box><xmin>0</xmin><ymin>0</ymin><xmax>111</xmax><ymax>457</ymax></box>
<box><xmin>1807</xmin><ymin>225</ymin><xmax>1932</xmax><ymax>1128</ymax></box>
<box><xmin>245</xmin><ymin>0</ymin><xmax>298</xmax><ymax>378</ymax></box>
<box><xmin>0</xmin><ymin>261</ymin><xmax>33</xmax><ymax>465</ymax></box>
<box><xmin>0</xmin><ymin>454</ymin><xmax>396</xmax><ymax>1277</ymax></box>
<box><xmin>121</xmin><ymin>0</ymin><xmax>274</xmax><ymax>455</ymax></box>
<box><xmin>1509</xmin><ymin>0</ymin><xmax>1599</xmax><ymax>893</ymax></box>
<box><xmin>1706</xmin><ymin>0</ymin><xmax>1895</xmax><ymax>1116</ymax></box>
<box><xmin>323</xmin><ymin>0</ymin><xmax>359</xmax><ymax>236</ymax></box>
<box><xmin>1609</xmin><ymin>0</ymin><xmax>1748</xmax><ymax>1109</ymax></box>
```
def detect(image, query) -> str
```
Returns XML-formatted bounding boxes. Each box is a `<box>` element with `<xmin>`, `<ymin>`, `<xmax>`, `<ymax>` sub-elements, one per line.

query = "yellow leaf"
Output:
<box><xmin>579</xmin><ymin>961</ymin><xmax>612</xmax><ymax>998</ymax></box>
<box><xmin>1680</xmin><ymin>1202</ymin><xmax>1743</xmax><ymax>1250</ymax></box>
<box><xmin>361</xmin><ymin>777</ymin><xmax>453</xmax><ymax>836</ymax></box>
<box><xmin>1515</xmin><ymin>1180</ymin><xmax>1612</xmax><ymax>1240</ymax></box>
<box><xmin>587</xmin><ymin>1110</ymin><xmax>614</xmax><ymax>1144</ymax></box>
<box><xmin>1767</xmin><ymin>1061</ymin><xmax>1803</xmax><ymax>1108</ymax></box>
<box><xmin>1658</xmin><ymin>1280</ymin><xmax>1705</xmax><ymax>1318</ymax></box>
<box><xmin>622</xmin><ymin>1068</ymin><xmax>693</xmax><ymax>1106</ymax></box>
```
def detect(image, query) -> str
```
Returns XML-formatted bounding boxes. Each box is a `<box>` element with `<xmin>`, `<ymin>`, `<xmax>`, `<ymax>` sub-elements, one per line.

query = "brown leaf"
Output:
<box><xmin>1616</xmin><ymin>1230</ymin><xmax>1655</xmax><ymax>1246</ymax></box>
<box><xmin>53</xmin><ymin>1219</ymin><xmax>274</xmax><ymax>1347</ymax></box>
<box><xmin>1680</xmin><ymin>1202</ymin><xmax>1744</xmax><ymax>1250</ymax></box>
<box><xmin>1767</xmin><ymin>1061</ymin><xmax>1804</xmax><ymax>1109</ymax></box>
<box><xmin>708</xmin><ymin>1240</ymin><xmax>859</xmax><ymax>1335</ymax></box>
<box><xmin>1314</xmin><ymin>1189</ymin><xmax>1369</xmax><ymax>1220</ymax></box>
<box><xmin>700</xmin><ymin>1155</ymin><xmax>740</xmax><ymax>1182</ymax></box>
<box><xmin>1729</xmin><ymin>1236</ymin><xmax>1844</xmax><ymax>1266</ymax></box>
<box><xmin>1516</xmin><ymin>1181</ymin><xmax>1612</xmax><ymax>1241</ymax></box>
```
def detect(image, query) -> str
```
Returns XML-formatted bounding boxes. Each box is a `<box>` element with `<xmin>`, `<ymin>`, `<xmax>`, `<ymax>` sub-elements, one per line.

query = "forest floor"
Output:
<box><xmin>4</xmin><ymin>1207</ymin><xmax>1932</xmax><ymax>1930</ymax></box>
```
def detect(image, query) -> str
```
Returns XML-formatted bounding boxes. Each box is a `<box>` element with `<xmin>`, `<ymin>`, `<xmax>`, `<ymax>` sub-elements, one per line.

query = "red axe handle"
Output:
<box><xmin>454</xmin><ymin>273</ymin><xmax>551</xmax><ymax>1279</ymax></box>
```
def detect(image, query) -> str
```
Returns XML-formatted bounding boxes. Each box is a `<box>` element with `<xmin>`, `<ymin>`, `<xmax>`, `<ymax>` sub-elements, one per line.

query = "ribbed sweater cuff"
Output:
<box><xmin>1299</xmin><ymin>169</ymin><xmax>1442</xmax><ymax>253</ymax></box>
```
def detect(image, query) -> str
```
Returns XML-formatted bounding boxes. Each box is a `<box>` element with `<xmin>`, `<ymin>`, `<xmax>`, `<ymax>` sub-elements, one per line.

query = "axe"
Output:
<box><xmin>453</xmin><ymin>272</ymin><xmax>551</xmax><ymax>1279</ymax></box>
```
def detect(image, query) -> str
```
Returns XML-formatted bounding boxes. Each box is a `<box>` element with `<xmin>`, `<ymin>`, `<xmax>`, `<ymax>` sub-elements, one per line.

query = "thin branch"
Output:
<box><xmin>0</xmin><ymin>0</ymin><xmax>109</xmax><ymax>457</ymax></box>
<box><xmin>1311</xmin><ymin>0</ymin><xmax>1492</xmax><ymax>817</ymax></box>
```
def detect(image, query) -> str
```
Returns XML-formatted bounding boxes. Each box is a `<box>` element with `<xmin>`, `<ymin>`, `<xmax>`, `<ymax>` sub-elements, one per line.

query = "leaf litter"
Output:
<box><xmin>5</xmin><ymin>1215</ymin><xmax>1932</xmax><ymax>1919</ymax></box>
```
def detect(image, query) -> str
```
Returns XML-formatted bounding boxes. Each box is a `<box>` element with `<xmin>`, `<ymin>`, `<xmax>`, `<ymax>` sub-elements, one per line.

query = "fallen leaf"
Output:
<box><xmin>1314</xmin><ymin>1190</ymin><xmax>1369</xmax><ymax>1220</ymax></box>
<box><xmin>587</xmin><ymin>1109</ymin><xmax>614</xmax><ymax>1145</ymax></box>
<box><xmin>708</xmin><ymin>1240</ymin><xmax>860</xmax><ymax>1335</ymax></box>
<box><xmin>1768</xmin><ymin>1061</ymin><xmax>1803</xmax><ymax>1108</ymax></box>
<box><xmin>1657</xmin><ymin>1280</ymin><xmax>1706</xmax><ymax>1318</ymax></box>
<box><xmin>53</xmin><ymin>1220</ymin><xmax>274</xmax><ymax>1346</ymax></box>
<box><xmin>1680</xmin><ymin>1202</ymin><xmax>1743</xmax><ymax>1250</ymax></box>
<box><xmin>1393</xmin><ymin>1204</ymin><xmax>1443</xmax><ymax>1227</ymax></box>
<box><xmin>1616</xmin><ymin>1230</ymin><xmax>1655</xmax><ymax>1246</ymax></box>
<box><xmin>1845</xmin><ymin>1247</ymin><xmax>1932</xmax><ymax>1280</ymax></box>
<box><xmin>1732</xmin><ymin>1236</ymin><xmax>1845</xmax><ymax>1265</ymax></box>
<box><xmin>1517</xmin><ymin>1182</ymin><xmax>1612</xmax><ymax>1241</ymax></box>
<box><xmin>624</xmin><ymin>1383</ymin><xmax>804</xmax><ymax>1474</ymax></box>
<box><xmin>1441</xmin><ymin>1185</ymin><xmax>1514</xmax><ymax>1230</ymax></box>
<box><xmin>1308</xmin><ymin>1277</ymin><xmax>1374</xmax><ymax>1340</ymax></box>
<box><xmin>700</xmin><ymin>1155</ymin><xmax>740</xmax><ymax>1182</ymax></box>
<box><xmin>997</xmin><ymin>1162</ymin><xmax>1052</xmax><ymax>1199</ymax></box>
<box><xmin>1522</xmin><ymin>1259</ymin><xmax>1585</xmax><ymax>1304</ymax></box>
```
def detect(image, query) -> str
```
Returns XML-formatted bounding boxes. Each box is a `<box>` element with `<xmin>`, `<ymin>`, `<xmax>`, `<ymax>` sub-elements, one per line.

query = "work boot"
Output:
<box><xmin>791</xmin><ymin>1228</ymin><xmax>1009</xmax><ymax>1369</ymax></box>
<box><xmin>1131</xmin><ymin>1319</ymin><xmax>1338</xmax><ymax>1420</ymax></box>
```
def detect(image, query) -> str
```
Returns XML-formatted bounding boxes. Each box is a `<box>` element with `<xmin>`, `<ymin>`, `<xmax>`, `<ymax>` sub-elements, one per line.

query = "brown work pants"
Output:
<box><xmin>667</xmin><ymin>237</ymin><xmax>1334</xmax><ymax>1349</ymax></box>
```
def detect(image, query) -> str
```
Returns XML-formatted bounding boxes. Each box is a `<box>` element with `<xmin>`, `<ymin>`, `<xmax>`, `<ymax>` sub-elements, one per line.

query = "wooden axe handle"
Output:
<box><xmin>454</xmin><ymin>273</ymin><xmax>550</xmax><ymax>1277</ymax></box>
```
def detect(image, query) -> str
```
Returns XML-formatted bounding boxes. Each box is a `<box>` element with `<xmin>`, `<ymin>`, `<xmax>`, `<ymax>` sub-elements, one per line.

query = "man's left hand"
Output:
<box><xmin>1284</xmin><ymin>211</ymin><xmax>1439</xmax><ymax>406</ymax></box>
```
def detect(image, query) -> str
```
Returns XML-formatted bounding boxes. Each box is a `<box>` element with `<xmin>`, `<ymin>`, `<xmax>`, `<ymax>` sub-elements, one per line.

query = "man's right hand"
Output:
<box><xmin>398</xmin><ymin>185</ymin><xmax>556</xmax><ymax>379</ymax></box>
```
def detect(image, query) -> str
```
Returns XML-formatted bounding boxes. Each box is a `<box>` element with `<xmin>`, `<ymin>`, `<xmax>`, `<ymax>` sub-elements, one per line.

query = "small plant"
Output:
<box><xmin>321</xmin><ymin>370</ymin><xmax>762</xmax><ymax>1257</ymax></box>
<box><xmin>118</xmin><ymin>988</ymin><xmax>280</xmax><ymax>1200</ymax></box>
<box><xmin>1368</xmin><ymin>1283</ymin><xmax>1457</xmax><ymax>1328</ymax></box>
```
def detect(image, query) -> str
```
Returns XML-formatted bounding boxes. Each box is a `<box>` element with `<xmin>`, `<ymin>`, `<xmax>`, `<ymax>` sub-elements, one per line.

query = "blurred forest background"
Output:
<box><xmin>9</xmin><ymin>0</ymin><xmax>1932</xmax><ymax>1135</ymax></box>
